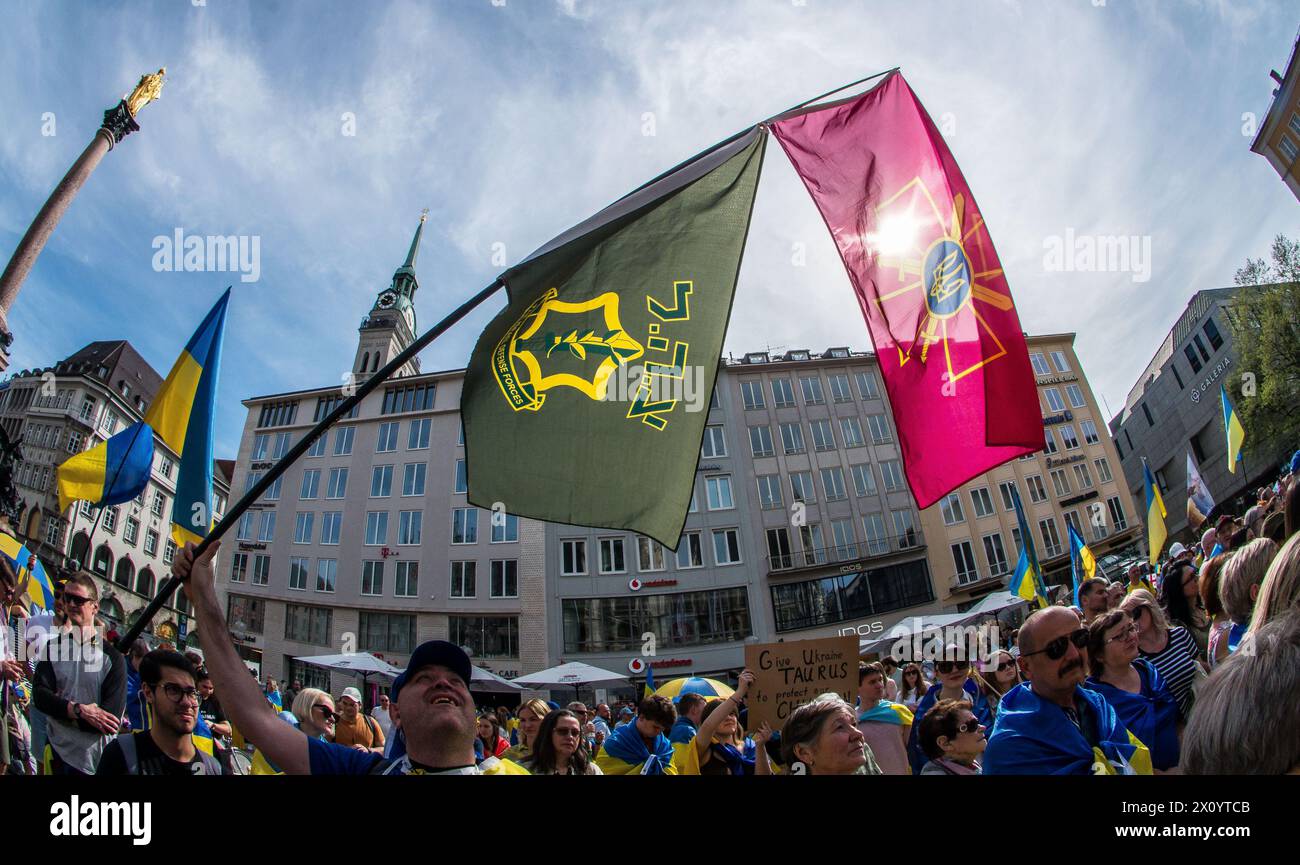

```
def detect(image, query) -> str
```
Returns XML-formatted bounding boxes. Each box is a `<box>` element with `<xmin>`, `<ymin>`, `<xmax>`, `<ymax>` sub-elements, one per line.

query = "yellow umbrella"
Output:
<box><xmin>654</xmin><ymin>676</ymin><xmax>734</xmax><ymax>703</ymax></box>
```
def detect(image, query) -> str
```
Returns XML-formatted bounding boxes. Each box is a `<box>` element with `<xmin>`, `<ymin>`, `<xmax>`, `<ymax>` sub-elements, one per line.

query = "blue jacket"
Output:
<box><xmin>906</xmin><ymin>679</ymin><xmax>992</xmax><ymax>774</ymax></box>
<box><xmin>1085</xmin><ymin>659</ymin><xmax>1180</xmax><ymax>771</ymax></box>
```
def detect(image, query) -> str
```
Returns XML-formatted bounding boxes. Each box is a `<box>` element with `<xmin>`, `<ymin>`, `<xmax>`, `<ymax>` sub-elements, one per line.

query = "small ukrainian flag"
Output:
<box><xmin>1142</xmin><ymin>459</ymin><xmax>1167</xmax><ymax>566</ymax></box>
<box><xmin>1220</xmin><ymin>385</ymin><xmax>1245</xmax><ymax>474</ymax></box>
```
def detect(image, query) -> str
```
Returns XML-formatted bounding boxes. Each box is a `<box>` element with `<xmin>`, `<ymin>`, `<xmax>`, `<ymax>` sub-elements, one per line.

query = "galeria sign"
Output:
<box><xmin>744</xmin><ymin>635</ymin><xmax>858</xmax><ymax>732</ymax></box>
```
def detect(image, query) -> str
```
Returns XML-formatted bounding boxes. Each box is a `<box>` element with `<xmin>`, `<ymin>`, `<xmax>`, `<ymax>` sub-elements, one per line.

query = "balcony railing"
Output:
<box><xmin>768</xmin><ymin>529</ymin><xmax>925</xmax><ymax>573</ymax></box>
<box><xmin>949</xmin><ymin>570</ymin><xmax>1009</xmax><ymax>593</ymax></box>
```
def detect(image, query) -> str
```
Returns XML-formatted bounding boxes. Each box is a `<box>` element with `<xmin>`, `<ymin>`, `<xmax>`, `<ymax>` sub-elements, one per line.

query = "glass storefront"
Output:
<box><xmin>562</xmin><ymin>586</ymin><xmax>752</xmax><ymax>654</ymax></box>
<box><xmin>770</xmin><ymin>558</ymin><xmax>933</xmax><ymax>632</ymax></box>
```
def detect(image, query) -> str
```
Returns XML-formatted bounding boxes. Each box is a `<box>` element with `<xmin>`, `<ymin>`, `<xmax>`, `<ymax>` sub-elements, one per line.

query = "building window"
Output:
<box><xmin>1039</xmin><ymin>518</ymin><xmax>1063</xmax><ymax>558</ymax></box>
<box><xmin>1184</xmin><ymin>344</ymin><xmax>1203</xmax><ymax>374</ymax></box>
<box><xmin>840</xmin><ymin>417</ymin><xmax>865</xmax><ymax>448</ymax></box>
<box><xmin>403</xmin><ymin>463</ymin><xmax>427</xmax><ymax>496</ymax></box>
<box><xmin>1026</xmin><ymin>475</ymin><xmax>1048</xmax><ymax>503</ymax></box>
<box><xmin>289</xmin><ymin>557</ymin><xmax>309</xmax><ymax>591</ymax></box>
<box><xmin>320</xmin><ymin>512</ymin><xmax>342</xmax><ymax>545</ymax></box>
<box><xmin>800</xmin><ymin>524</ymin><xmax>826</xmax><ymax>566</ymax></box>
<box><xmin>705</xmin><ymin>475</ymin><xmax>734</xmax><ymax>510</ymax></box>
<box><xmin>454</xmin><ymin>507</ymin><xmax>480</xmax><ymax>541</ymax></box>
<box><xmin>313</xmin><ymin>394</ymin><xmax>359</xmax><ymax>423</ymax></box>
<box><xmin>271</xmin><ymin>432</ymin><xmax>291</xmax><ymax>459</ymax></box>
<box><xmin>406</xmin><ymin>417</ymin><xmax>432</xmax><ymax>450</ymax></box>
<box><xmin>1094</xmin><ymin>457</ymin><xmax>1113</xmax><ymax>483</ymax></box>
<box><xmin>564</xmin><ymin>587</ymin><xmax>753</xmax><ymax>651</ymax></box>
<box><xmin>1192</xmin><ymin>334</ymin><xmax>1210</xmax><ymax>363</ymax></box>
<box><xmin>1066</xmin><ymin>385</ymin><xmax>1086</xmax><ymax>409</ymax></box>
<box><xmin>1050</xmin><ymin>351</ymin><xmax>1070</xmax><ymax>373</ymax></box>
<box><xmin>701</xmin><ymin>425</ymin><xmax>726</xmax><ymax>458</ymax></box>
<box><xmin>862</xmin><ymin>513</ymin><xmax>888</xmax><ymax>556</ymax></box>
<box><xmin>810</xmin><ymin>419</ymin><xmax>836</xmax><ymax>451</ymax></box>
<box><xmin>395</xmin><ymin>561</ymin><xmax>418</xmax><ymax>597</ymax></box>
<box><xmin>831</xmin><ymin>518</ymin><xmax>857</xmax><ymax>561</ymax></box>
<box><xmin>376</xmin><ymin>422</ymin><xmax>399</xmax><ymax>453</ymax></box>
<box><xmin>1080</xmin><ymin>419</ymin><xmax>1100</xmax><ymax>445</ymax></box>
<box><xmin>712</xmin><ymin>528</ymin><xmax>742</xmax><ymax>565</ymax></box>
<box><xmin>790</xmin><ymin>471</ymin><xmax>817</xmax><ymax>504</ymax></box>
<box><xmin>252</xmin><ymin>555</ymin><xmax>271</xmax><ymax>586</ymax></box>
<box><xmin>1106</xmin><ymin>496</ymin><xmax>1128</xmax><ymax>531</ymax></box>
<box><xmin>756</xmin><ymin>474</ymin><xmax>783</xmax><ymax>509</ymax></box>
<box><xmin>779</xmin><ymin>422</ymin><xmax>805</xmax><ymax>455</ymax></box>
<box><xmin>740</xmin><ymin>380</ymin><xmax>765</xmax><ymax>410</ymax></box>
<box><xmin>103</xmin><ymin>507</ymin><xmax>119</xmax><ymax>533</ymax></box>
<box><xmin>998</xmin><ymin>481</ymin><xmax>1018</xmax><ymax>511</ymax></box>
<box><xmin>892</xmin><ymin>510</ymin><xmax>918</xmax><ymax>549</ymax></box>
<box><xmin>983</xmin><ymin>533</ymin><xmax>1009</xmax><ymax>575</ymax></box>
<box><xmin>1060</xmin><ymin>425</ymin><xmax>1080</xmax><ymax>450</ymax></box>
<box><xmin>1044</xmin><ymin>388</ymin><xmax>1065</xmax><ymax>413</ymax></box>
<box><xmin>230</xmin><ymin>553</ymin><xmax>247</xmax><ymax>582</ymax></box>
<box><xmin>599</xmin><ymin>538</ymin><xmax>626</xmax><ymax>574</ymax></box>
<box><xmin>451</xmin><ymin>561</ymin><xmax>476</xmax><ymax>598</ymax></box>
<box><xmin>362</xmin><ymin>561</ymin><xmax>384</xmax><ymax>596</ymax></box>
<box><xmin>300</xmin><ymin>469</ymin><xmax>321</xmax><ymax>500</ymax></box>
<box><xmin>1064</xmin><ymin>510</ymin><xmax>1083</xmax><ymax>538</ymax></box>
<box><xmin>636</xmin><ymin>537</ymin><xmax>666</xmax><ymax>572</ymax></box>
<box><xmin>365</xmin><ymin>511</ymin><xmax>388</xmax><ymax>545</ymax></box>
<box><xmin>252</xmin><ymin>434</ymin><xmax>269</xmax><ymax>460</ymax></box>
<box><xmin>1043</xmin><ymin>428</ymin><xmax>1058</xmax><ymax>455</ymax></box>
<box><xmin>235</xmin><ymin>515</ymin><xmax>254</xmax><ymax>544</ymax></box>
<box><xmin>767</xmin><ymin>527</ymin><xmax>793</xmax><ymax>570</ymax></box>
<box><xmin>371</xmin><ymin>464</ymin><xmax>393</xmax><ymax>497</ymax></box>
<box><xmin>294</xmin><ymin>512</ymin><xmax>314</xmax><ymax>544</ymax></box>
<box><xmin>855</xmin><ymin>371</ymin><xmax>880</xmax><ymax>400</ymax></box>
<box><xmin>676</xmin><ymin>532</ymin><xmax>703</xmax><ymax>569</ymax></box>
<box><xmin>562</xmin><ymin>539</ymin><xmax>587</xmax><ymax>575</ymax></box>
<box><xmin>257</xmin><ymin>401</ymin><xmax>298</xmax><ymax>429</ymax></box>
<box><xmin>1203</xmin><ymin>317</ymin><xmax>1224</xmax><ymax>352</ymax></box>
<box><xmin>970</xmin><ymin>487</ymin><xmax>994</xmax><ymax>518</ymax></box>
<box><xmin>381</xmin><ymin>383</ymin><xmax>436</xmax><ymax>415</ymax></box>
<box><xmin>315</xmin><ymin>558</ymin><xmax>337</xmax><ymax>592</ymax></box>
<box><xmin>450</xmin><ymin>616</ymin><xmax>519</xmax><ymax>659</ymax></box>
<box><xmin>799</xmin><ymin>376</ymin><xmax>825</xmax><ymax>405</ymax></box>
<box><xmin>821</xmin><ymin>466</ymin><xmax>847</xmax><ymax>501</ymax></box>
<box><xmin>940</xmin><ymin>493</ymin><xmax>965</xmax><ymax>525</ymax></box>
<box><xmin>326</xmin><ymin>467</ymin><xmax>348</xmax><ymax>499</ymax></box>
<box><xmin>828</xmin><ymin>374</ymin><xmax>852</xmax><ymax>403</ymax></box>
<box><xmin>482</xmin><ymin>511</ymin><xmax>517</xmax><ymax>544</ymax></box>
<box><xmin>490</xmin><ymin>560</ymin><xmax>519</xmax><ymax>598</ymax></box>
<box><xmin>866</xmin><ymin>414</ymin><xmax>892</xmax><ymax>444</ymax></box>
<box><xmin>880</xmin><ymin>460</ymin><xmax>904</xmax><ymax>493</ymax></box>
<box><xmin>360</xmin><ymin>612</ymin><xmax>416</xmax><ymax>655</ymax></box>
<box><xmin>772</xmin><ymin>379</ymin><xmax>796</xmax><ymax>408</ymax></box>
<box><xmin>333</xmin><ymin>426</ymin><xmax>355</xmax><ymax>456</ymax></box>
<box><xmin>397</xmin><ymin>510</ymin><xmax>422</xmax><ymax>545</ymax></box>
<box><xmin>851</xmin><ymin>463</ymin><xmax>877</xmax><ymax>497</ymax></box>
<box><xmin>262</xmin><ymin>475</ymin><xmax>283</xmax><ymax>502</ymax></box>
<box><xmin>1029</xmin><ymin>352</ymin><xmax>1051</xmax><ymax>375</ymax></box>
<box><xmin>749</xmin><ymin>425</ymin><xmax>774</xmax><ymax>457</ymax></box>
<box><xmin>228</xmin><ymin>595</ymin><xmax>264</xmax><ymax>635</ymax></box>
<box><xmin>1073</xmin><ymin>463</ymin><xmax>1094</xmax><ymax>489</ymax></box>
<box><xmin>1142</xmin><ymin>403</ymin><xmax>1155</xmax><ymax>427</ymax></box>
<box><xmin>1050</xmin><ymin>469</ymin><xmax>1071</xmax><ymax>497</ymax></box>
<box><xmin>257</xmin><ymin>512</ymin><xmax>276</xmax><ymax>543</ymax></box>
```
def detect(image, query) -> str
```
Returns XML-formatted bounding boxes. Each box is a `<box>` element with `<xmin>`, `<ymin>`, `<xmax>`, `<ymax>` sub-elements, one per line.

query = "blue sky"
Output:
<box><xmin>1</xmin><ymin>0</ymin><xmax>1295</xmax><ymax>461</ymax></box>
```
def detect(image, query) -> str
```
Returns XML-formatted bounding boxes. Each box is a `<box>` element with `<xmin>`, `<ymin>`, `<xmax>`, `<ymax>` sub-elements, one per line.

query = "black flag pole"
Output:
<box><xmin>115</xmin><ymin>277</ymin><xmax>506</xmax><ymax>653</ymax></box>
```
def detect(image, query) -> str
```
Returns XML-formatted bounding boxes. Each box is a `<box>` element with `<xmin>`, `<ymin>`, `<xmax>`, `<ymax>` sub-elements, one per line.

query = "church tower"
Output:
<box><xmin>354</xmin><ymin>212</ymin><xmax>426</xmax><ymax>380</ymax></box>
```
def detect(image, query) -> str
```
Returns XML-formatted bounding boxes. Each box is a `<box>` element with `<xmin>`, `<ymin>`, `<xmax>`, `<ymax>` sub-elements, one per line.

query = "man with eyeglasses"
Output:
<box><xmin>97</xmin><ymin>650</ymin><xmax>223</xmax><ymax>775</ymax></box>
<box><xmin>983</xmin><ymin>606</ymin><xmax>1152</xmax><ymax>775</ymax></box>
<box><xmin>31</xmin><ymin>575</ymin><xmax>126</xmax><ymax>775</ymax></box>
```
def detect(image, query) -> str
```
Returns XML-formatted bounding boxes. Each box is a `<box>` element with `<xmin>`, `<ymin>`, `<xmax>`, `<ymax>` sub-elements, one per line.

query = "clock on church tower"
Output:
<box><xmin>354</xmin><ymin>212</ymin><xmax>426</xmax><ymax>379</ymax></box>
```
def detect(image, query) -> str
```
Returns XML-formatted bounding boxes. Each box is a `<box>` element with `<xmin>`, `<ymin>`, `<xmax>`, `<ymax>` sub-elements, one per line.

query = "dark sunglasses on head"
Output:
<box><xmin>1021</xmin><ymin>628</ymin><xmax>1089</xmax><ymax>661</ymax></box>
<box><xmin>61</xmin><ymin>593</ymin><xmax>93</xmax><ymax>608</ymax></box>
<box><xmin>935</xmin><ymin>660</ymin><xmax>969</xmax><ymax>674</ymax></box>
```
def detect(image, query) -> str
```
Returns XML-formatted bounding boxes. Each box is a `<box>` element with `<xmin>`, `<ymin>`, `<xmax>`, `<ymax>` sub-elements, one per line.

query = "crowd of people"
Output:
<box><xmin>3</xmin><ymin>463</ymin><xmax>1300</xmax><ymax>776</ymax></box>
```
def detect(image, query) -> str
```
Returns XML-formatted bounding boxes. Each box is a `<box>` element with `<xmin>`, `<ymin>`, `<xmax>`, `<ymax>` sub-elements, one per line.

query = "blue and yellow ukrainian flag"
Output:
<box><xmin>644</xmin><ymin>660</ymin><xmax>655</xmax><ymax>701</ymax></box>
<box><xmin>1142</xmin><ymin>459</ymin><xmax>1167</xmax><ymax>566</ymax></box>
<box><xmin>1220</xmin><ymin>385</ymin><xmax>1245</xmax><ymax>474</ymax></box>
<box><xmin>0</xmin><ymin>532</ymin><xmax>55</xmax><ymax>611</ymax></box>
<box><xmin>1009</xmin><ymin>485</ymin><xmax>1049</xmax><ymax>607</ymax></box>
<box><xmin>1068</xmin><ymin>524</ymin><xmax>1097</xmax><ymax>606</ymax></box>
<box><xmin>56</xmin><ymin>289</ymin><xmax>230</xmax><ymax>550</ymax></box>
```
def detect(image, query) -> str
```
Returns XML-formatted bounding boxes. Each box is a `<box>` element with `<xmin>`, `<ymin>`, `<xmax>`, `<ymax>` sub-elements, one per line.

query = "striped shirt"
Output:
<box><xmin>1139</xmin><ymin>625</ymin><xmax>1199</xmax><ymax>719</ymax></box>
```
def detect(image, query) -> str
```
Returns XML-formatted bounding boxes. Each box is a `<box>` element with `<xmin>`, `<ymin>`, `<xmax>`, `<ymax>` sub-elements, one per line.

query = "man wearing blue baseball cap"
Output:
<box><xmin>173</xmin><ymin>541</ymin><xmax>528</xmax><ymax>775</ymax></box>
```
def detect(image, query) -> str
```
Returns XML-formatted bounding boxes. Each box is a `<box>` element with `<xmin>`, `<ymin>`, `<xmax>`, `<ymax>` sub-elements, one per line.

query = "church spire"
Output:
<box><xmin>402</xmin><ymin>208</ymin><xmax>427</xmax><ymax>271</ymax></box>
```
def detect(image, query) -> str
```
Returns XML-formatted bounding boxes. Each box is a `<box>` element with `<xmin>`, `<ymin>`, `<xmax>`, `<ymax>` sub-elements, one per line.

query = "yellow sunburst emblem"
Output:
<box><xmin>867</xmin><ymin>177</ymin><xmax>1016</xmax><ymax>385</ymax></box>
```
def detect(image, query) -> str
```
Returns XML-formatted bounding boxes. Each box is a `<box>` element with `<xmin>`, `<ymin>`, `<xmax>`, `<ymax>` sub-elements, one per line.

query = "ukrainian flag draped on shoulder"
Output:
<box><xmin>1142</xmin><ymin>459</ymin><xmax>1167</xmax><ymax>566</ymax></box>
<box><xmin>668</xmin><ymin>716</ymin><xmax>700</xmax><ymax>775</ymax></box>
<box><xmin>594</xmin><ymin>723</ymin><xmax>677</xmax><ymax>775</ymax></box>
<box><xmin>57</xmin><ymin>290</ymin><xmax>231</xmax><ymax>551</ymax></box>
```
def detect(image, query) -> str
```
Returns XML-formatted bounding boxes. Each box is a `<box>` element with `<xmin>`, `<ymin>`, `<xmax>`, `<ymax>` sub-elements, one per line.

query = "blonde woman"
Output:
<box><xmin>504</xmin><ymin>698</ymin><xmax>550</xmax><ymax>763</ymax></box>
<box><xmin>251</xmin><ymin>688</ymin><xmax>335</xmax><ymax>775</ymax></box>
<box><xmin>1119</xmin><ymin>590</ymin><xmax>1200</xmax><ymax>719</ymax></box>
<box><xmin>1248</xmin><ymin>533</ymin><xmax>1300</xmax><ymax>635</ymax></box>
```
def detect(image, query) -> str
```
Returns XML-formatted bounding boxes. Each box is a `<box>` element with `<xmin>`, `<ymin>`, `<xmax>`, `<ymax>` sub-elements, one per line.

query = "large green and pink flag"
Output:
<box><xmin>771</xmin><ymin>71</ymin><xmax>1043</xmax><ymax>507</ymax></box>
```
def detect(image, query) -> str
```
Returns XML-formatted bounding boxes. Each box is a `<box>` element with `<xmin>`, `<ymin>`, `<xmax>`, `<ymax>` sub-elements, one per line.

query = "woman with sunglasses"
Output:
<box><xmin>1161</xmin><ymin>560</ymin><xmax>1210</xmax><ymax>661</ymax></box>
<box><xmin>975</xmin><ymin>649</ymin><xmax>1021</xmax><ymax>719</ymax></box>
<box><xmin>1084</xmin><ymin>610</ymin><xmax>1180</xmax><ymax>772</ymax></box>
<box><xmin>905</xmin><ymin>645</ymin><xmax>992</xmax><ymax>774</ymax></box>
<box><xmin>251</xmin><ymin>688</ymin><xmax>336</xmax><ymax>774</ymax></box>
<box><xmin>522</xmin><ymin>709</ymin><xmax>602</xmax><ymax>774</ymax></box>
<box><xmin>897</xmin><ymin>663</ymin><xmax>930</xmax><ymax>713</ymax></box>
<box><xmin>918</xmin><ymin>699</ymin><xmax>985</xmax><ymax>775</ymax></box>
<box><xmin>1120</xmin><ymin>590</ymin><xmax>1202</xmax><ymax>719</ymax></box>
<box><xmin>504</xmin><ymin>698</ymin><xmax>550</xmax><ymax>763</ymax></box>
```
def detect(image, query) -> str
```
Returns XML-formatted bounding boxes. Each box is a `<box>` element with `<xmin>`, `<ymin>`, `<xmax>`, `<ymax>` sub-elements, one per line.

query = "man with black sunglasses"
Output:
<box><xmin>983</xmin><ymin>607</ymin><xmax>1152</xmax><ymax>775</ymax></box>
<box><xmin>97</xmin><ymin>650</ymin><xmax>222</xmax><ymax>775</ymax></box>
<box><xmin>32</xmin><ymin>575</ymin><xmax>126</xmax><ymax>775</ymax></box>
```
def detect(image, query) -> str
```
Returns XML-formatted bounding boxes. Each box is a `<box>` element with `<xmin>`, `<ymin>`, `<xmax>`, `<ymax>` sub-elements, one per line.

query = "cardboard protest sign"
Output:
<box><xmin>744</xmin><ymin>635</ymin><xmax>858</xmax><ymax>731</ymax></box>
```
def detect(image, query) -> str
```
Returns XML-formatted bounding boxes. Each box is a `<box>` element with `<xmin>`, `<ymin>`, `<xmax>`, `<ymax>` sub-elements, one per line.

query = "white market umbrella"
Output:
<box><xmin>964</xmin><ymin>591</ymin><xmax>1028</xmax><ymax>617</ymax></box>
<box><xmin>510</xmin><ymin>661</ymin><xmax>628</xmax><ymax>699</ymax></box>
<box><xmin>859</xmin><ymin>612</ymin><xmax>980</xmax><ymax>656</ymax></box>
<box><xmin>471</xmin><ymin>665</ymin><xmax>523</xmax><ymax>693</ymax></box>
<box><xmin>293</xmin><ymin>652</ymin><xmax>404</xmax><ymax>704</ymax></box>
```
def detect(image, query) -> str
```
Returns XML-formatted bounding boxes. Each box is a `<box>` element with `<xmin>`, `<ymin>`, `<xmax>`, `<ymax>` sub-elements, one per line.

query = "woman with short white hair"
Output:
<box><xmin>779</xmin><ymin>693</ymin><xmax>882</xmax><ymax>776</ymax></box>
<box><xmin>1219</xmin><ymin>538</ymin><xmax>1278</xmax><ymax>647</ymax></box>
<box><xmin>1248</xmin><ymin>534</ymin><xmax>1300</xmax><ymax>636</ymax></box>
